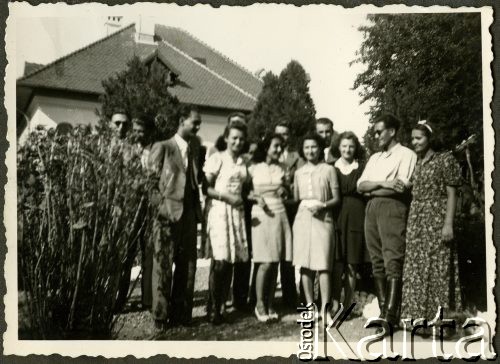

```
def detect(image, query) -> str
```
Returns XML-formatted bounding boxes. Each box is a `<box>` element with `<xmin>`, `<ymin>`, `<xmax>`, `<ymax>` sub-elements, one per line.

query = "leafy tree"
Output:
<box><xmin>353</xmin><ymin>13</ymin><xmax>482</xmax><ymax>165</ymax></box>
<box><xmin>249</xmin><ymin>60</ymin><xmax>316</xmax><ymax>149</ymax></box>
<box><xmin>99</xmin><ymin>55</ymin><xmax>180</xmax><ymax>139</ymax></box>
<box><xmin>354</xmin><ymin>13</ymin><xmax>486</xmax><ymax>311</ymax></box>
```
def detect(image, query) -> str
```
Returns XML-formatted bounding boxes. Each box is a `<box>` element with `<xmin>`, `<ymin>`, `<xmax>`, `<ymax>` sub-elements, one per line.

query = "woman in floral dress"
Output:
<box><xmin>401</xmin><ymin>121</ymin><xmax>462</xmax><ymax>327</ymax></box>
<box><xmin>204</xmin><ymin>121</ymin><xmax>249</xmax><ymax>324</ymax></box>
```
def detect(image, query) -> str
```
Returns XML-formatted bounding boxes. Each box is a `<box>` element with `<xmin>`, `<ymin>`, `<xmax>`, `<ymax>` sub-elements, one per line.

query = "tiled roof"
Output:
<box><xmin>23</xmin><ymin>62</ymin><xmax>45</xmax><ymax>76</ymax></box>
<box><xmin>17</xmin><ymin>23</ymin><xmax>260</xmax><ymax>111</ymax></box>
<box><xmin>155</xmin><ymin>25</ymin><xmax>263</xmax><ymax>98</ymax></box>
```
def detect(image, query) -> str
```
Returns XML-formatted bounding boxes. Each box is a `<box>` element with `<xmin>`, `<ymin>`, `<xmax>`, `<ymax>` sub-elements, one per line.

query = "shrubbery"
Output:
<box><xmin>18</xmin><ymin>126</ymin><xmax>152</xmax><ymax>338</ymax></box>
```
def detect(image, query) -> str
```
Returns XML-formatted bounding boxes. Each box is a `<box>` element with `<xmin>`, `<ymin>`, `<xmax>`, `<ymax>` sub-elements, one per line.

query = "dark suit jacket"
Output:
<box><xmin>149</xmin><ymin>135</ymin><xmax>203</xmax><ymax>223</ymax></box>
<box><xmin>282</xmin><ymin>150</ymin><xmax>304</xmax><ymax>183</ymax></box>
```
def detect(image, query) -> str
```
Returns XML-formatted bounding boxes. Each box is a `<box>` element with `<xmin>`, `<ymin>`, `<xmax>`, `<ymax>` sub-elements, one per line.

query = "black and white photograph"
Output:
<box><xmin>4</xmin><ymin>2</ymin><xmax>495</xmax><ymax>359</ymax></box>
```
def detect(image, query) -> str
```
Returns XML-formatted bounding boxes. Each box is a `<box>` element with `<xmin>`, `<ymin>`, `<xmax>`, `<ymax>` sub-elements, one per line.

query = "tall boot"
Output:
<box><xmin>382</xmin><ymin>277</ymin><xmax>402</xmax><ymax>328</ymax></box>
<box><xmin>373</xmin><ymin>276</ymin><xmax>387</xmax><ymax>317</ymax></box>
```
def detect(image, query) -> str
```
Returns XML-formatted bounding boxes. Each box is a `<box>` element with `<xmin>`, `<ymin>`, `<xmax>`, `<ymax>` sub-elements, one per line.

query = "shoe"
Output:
<box><xmin>268</xmin><ymin>307</ymin><xmax>279</xmax><ymax>321</ymax></box>
<box><xmin>314</xmin><ymin>311</ymin><xmax>322</xmax><ymax>321</ymax></box>
<box><xmin>325</xmin><ymin>311</ymin><xmax>335</xmax><ymax>327</ymax></box>
<box><xmin>211</xmin><ymin>312</ymin><xmax>225</xmax><ymax>326</ymax></box>
<box><xmin>255</xmin><ymin>306</ymin><xmax>269</xmax><ymax>322</ymax></box>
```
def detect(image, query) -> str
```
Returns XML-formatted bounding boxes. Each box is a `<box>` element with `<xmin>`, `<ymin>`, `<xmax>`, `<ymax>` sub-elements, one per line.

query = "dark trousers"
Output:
<box><xmin>280</xmin><ymin>261</ymin><xmax>297</xmax><ymax>308</ymax></box>
<box><xmin>233</xmin><ymin>201</ymin><xmax>253</xmax><ymax>307</ymax></box>
<box><xmin>232</xmin><ymin>260</ymin><xmax>251</xmax><ymax>308</ymax></box>
<box><xmin>364</xmin><ymin>197</ymin><xmax>408</xmax><ymax>280</ymax></box>
<box><xmin>141</xmin><ymin>233</ymin><xmax>153</xmax><ymax>308</ymax></box>
<box><xmin>151</xmin><ymin>204</ymin><xmax>198</xmax><ymax>324</ymax></box>
<box><xmin>281</xmin><ymin>203</ymin><xmax>298</xmax><ymax>307</ymax></box>
<box><xmin>115</xmin><ymin>237</ymin><xmax>139</xmax><ymax>312</ymax></box>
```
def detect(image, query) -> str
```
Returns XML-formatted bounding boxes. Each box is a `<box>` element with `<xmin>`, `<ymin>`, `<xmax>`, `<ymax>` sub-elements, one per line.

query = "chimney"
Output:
<box><xmin>104</xmin><ymin>16</ymin><xmax>123</xmax><ymax>36</ymax></box>
<box><xmin>135</xmin><ymin>17</ymin><xmax>156</xmax><ymax>45</ymax></box>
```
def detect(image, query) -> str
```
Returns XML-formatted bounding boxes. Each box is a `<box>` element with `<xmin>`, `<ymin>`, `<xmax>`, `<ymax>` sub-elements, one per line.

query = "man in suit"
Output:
<box><xmin>148</xmin><ymin>105</ymin><xmax>203</xmax><ymax>328</ymax></box>
<box><xmin>316</xmin><ymin>117</ymin><xmax>339</xmax><ymax>165</ymax></box>
<box><xmin>275</xmin><ymin>121</ymin><xmax>302</xmax><ymax>309</ymax></box>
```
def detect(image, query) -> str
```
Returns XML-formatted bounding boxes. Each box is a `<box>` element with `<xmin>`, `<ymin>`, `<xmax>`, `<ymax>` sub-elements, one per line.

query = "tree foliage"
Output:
<box><xmin>353</xmin><ymin>13</ymin><xmax>486</xmax><ymax>312</ymax></box>
<box><xmin>249</xmin><ymin>60</ymin><xmax>316</xmax><ymax>149</ymax></box>
<box><xmin>99</xmin><ymin>56</ymin><xmax>181</xmax><ymax>139</ymax></box>
<box><xmin>353</xmin><ymin>13</ymin><xmax>482</xmax><ymax>164</ymax></box>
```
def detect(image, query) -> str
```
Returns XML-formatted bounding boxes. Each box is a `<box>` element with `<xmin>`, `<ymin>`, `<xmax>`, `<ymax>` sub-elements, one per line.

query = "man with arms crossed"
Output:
<box><xmin>357</xmin><ymin>114</ymin><xmax>417</xmax><ymax>331</ymax></box>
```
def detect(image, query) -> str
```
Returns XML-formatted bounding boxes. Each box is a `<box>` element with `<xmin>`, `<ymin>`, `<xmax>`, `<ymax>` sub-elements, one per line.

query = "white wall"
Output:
<box><xmin>197</xmin><ymin>108</ymin><xmax>228</xmax><ymax>148</ymax></box>
<box><xmin>18</xmin><ymin>95</ymin><xmax>100</xmax><ymax>145</ymax></box>
<box><xmin>19</xmin><ymin>94</ymin><xmax>229</xmax><ymax>148</ymax></box>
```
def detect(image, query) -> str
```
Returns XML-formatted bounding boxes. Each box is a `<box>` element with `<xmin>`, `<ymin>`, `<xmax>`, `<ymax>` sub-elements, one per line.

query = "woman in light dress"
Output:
<box><xmin>249</xmin><ymin>134</ymin><xmax>292</xmax><ymax>322</ymax></box>
<box><xmin>204</xmin><ymin>121</ymin><xmax>250</xmax><ymax>324</ymax></box>
<box><xmin>293</xmin><ymin>133</ymin><xmax>340</xmax><ymax>321</ymax></box>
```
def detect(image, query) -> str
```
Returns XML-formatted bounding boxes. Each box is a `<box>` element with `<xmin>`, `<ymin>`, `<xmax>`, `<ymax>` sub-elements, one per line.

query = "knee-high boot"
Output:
<box><xmin>374</xmin><ymin>276</ymin><xmax>387</xmax><ymax>317</ymax></box>
<box><xmin>381</xmin><ymin>277</ymin><xmax>402</xmax><ymax>328</ymax></box>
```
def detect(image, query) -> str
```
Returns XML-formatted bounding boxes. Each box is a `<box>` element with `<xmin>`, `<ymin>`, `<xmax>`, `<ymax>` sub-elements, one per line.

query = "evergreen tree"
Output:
<box><xmin>99</xmin><ymin>55</ymin><xmax>180</xmax><ymax>139</ymax></box>
<box><xmin>249</xmin><ymin>60</ymin><xmax>316</xmax><ymax>149</ymax></box>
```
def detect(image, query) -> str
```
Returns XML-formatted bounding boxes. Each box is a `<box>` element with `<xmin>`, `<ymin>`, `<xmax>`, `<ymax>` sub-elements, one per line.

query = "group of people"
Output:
<box><xmin>111</xmin><ymin>106</ymin><xmax>463</xmax><ymax>335</ymax></box>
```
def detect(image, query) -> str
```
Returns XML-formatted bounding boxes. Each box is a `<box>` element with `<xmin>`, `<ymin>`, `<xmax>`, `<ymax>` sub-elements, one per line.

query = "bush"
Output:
<box><xmin>17</xmin><ymin>127</ymin><xmax>152</xmax><ymax>339</ymax></box>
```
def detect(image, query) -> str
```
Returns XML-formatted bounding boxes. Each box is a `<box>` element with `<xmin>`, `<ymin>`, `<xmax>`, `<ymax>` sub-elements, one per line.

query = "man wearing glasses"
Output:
<box><xmin>357</xmin><ymin>113</ymin><xmax>417</xmax><ymax>332</ymax></box>
<box><xmin>110</xmin><ymin>110</ymin><xmax>131</xmax><ymax>139</ymax></box>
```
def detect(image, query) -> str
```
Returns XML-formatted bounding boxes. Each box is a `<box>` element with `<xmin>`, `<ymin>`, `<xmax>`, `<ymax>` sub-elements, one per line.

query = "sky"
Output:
<box><xmin>14</xmin><ymin>4</ymin><xmax>373</xmax><ymax>136</ymax></box>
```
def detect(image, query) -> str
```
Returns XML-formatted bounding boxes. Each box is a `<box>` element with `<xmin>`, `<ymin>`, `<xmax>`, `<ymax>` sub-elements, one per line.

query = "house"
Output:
<box><xmin>16</xmin><ymin>23</ymin><xmax>263</xmax><ymax>145</ymax></box>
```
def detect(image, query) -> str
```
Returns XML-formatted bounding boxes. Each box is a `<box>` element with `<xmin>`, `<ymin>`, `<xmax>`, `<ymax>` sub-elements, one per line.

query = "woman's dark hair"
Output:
<box><xmin>223</xmin><ymin>120</ymin><xmax>248</xmax><ymax>138</ymax></box>
<box><xmin>227</xmin><ymin>112</ymin><xmax>248</xmax><ymax>124</ymax></box>
<box><xmin>412</xmin><ymin>122</ymin><xmax>442</xmax><ymax>151</ymax></box>
<box><xmin>336</xmin><ymin>131</ymin><xmax>365</xmax><ymax>161</ymax></box>
<box><xmin>298</xmin><ymin>132</ymin><xmax>325</xmax><ymax>161</ymax></box>
<box><xmin>216</xmin><ymin>120</ymin><xmax>248</xmax><ymax>153</ymax></box>
<box><xmin>252</xmin><ymin>133</ymin><xmax>285</xmax><ymax>163</ymax></box>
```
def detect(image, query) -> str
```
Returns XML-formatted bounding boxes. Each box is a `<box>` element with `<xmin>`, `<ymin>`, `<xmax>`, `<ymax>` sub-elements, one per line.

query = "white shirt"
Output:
<box><xmin>324</xmin><ymin>147</ymin><xmax>330</xmax><ymax>162</ymax></box>
<box><xmin>279</xmin><ymin>148</ymin><xmax>289</xmax><ymax>164</ymax></box>
<box><xmin>357</xmin><ymin>143</ymin><xmax>417</xmax><ymax>187</ymax></box>
<box><xmin>174</xmin><ymin>133</ymin><xmax>188</xmax><ymax>170</ymax></box>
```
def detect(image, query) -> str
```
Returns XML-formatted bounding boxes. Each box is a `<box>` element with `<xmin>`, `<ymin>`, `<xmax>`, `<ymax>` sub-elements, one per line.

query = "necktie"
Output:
<box><xmin>186</xmin><ymin>142</ymin><xmax>197</xmax><ymax>190</ymax></box>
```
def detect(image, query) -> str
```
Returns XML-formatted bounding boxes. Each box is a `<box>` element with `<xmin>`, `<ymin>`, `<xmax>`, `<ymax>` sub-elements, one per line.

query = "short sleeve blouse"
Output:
<box><xmin>294</xmin><ymin>162</ymin><xmax>339</xmax><ymax>202</ymax></box>
<box><xmin>249</xmin><ymin>162</ymin><xmax>286</xmax><ymax>194</ymax></box>
<box><xmin>411</xmin><ymin>152</ymin><xmax>462</xmax><ymax>202</ymax></box>
<box><xmin>204</xmin><ymin>151</ymin><xmax>248</xmax><ymax>195</ymax></box>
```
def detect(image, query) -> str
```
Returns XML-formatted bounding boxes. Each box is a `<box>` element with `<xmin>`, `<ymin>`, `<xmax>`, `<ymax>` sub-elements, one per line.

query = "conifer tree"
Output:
<box><xmin>99</xmin><ymin>56</ymin><xmax>180</xmax><ymax>139</ymax></box>
<box><xmin>249</xmin><ymin>60</ymin><xmax>316</xmax><ymax>149</ymax></box>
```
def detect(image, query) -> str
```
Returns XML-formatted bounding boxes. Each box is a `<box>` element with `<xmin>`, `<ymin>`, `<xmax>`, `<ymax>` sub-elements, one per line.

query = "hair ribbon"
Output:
<box><xmin>417</xmin><ymin>120</ymin><xmax>433</xmax><ymax>133</ymax></box>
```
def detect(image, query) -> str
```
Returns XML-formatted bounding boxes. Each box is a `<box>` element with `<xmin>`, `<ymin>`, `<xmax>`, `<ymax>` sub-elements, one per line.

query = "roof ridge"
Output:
<box><xmin>18</xmin><ymin>23</ymin><xmax>137</xmax><ymax>81</ymax></box>
<box><xmin>159</xmin><ymin>25</ymin><xmax>263</xmax><ymax>85</ymax></box>
<box><xmin>160</xmin><ymin>40</ymin><xmax>257</xmax><ymax>102</ymax></box>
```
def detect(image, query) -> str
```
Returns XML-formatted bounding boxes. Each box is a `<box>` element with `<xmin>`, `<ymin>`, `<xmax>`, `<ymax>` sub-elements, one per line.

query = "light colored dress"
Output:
<box><xmin>250</xmin><ymin>162</ymin><xmax>293</xmax><ymax>263</ymax></box>
<box><xmin>293</xmin><ymin>162</ymin><xmax>339</xmax><ymax>272</ymax></box>
<box><xmin>204</xmin><ymin>151</ymin><xmax>249</xmax><ymax>263</ymax></box>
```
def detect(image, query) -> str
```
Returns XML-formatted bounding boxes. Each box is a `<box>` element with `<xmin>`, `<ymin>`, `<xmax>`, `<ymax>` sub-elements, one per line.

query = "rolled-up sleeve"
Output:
<box><xmin>397</xmin><ymin>150</ymin><xmax>417</xmax><ymax>186</ymax></box>
<box><xmin>357</xmin><ymin>156</ymin><xmax>374</xmax><ymax>188</ymax></box>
